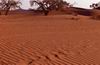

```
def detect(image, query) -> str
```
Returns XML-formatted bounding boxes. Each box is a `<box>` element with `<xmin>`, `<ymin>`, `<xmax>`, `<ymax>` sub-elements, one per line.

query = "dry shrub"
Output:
<box><xmin>91</xmin><ymin>9</ymin><xmax>100</xmax><ymax>20</ymax></box>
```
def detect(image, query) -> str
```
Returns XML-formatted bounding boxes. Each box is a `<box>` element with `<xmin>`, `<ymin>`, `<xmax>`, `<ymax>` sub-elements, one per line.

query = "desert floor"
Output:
<box><xmin>0</xmin><ymin>14</ymin><xmax>100</xmax><ymax>65</ymax></box>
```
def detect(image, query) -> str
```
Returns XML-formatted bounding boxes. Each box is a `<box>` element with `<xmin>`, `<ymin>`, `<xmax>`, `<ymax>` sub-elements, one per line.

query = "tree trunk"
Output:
<box><xmin>5</xmin><ymin>6</ymin><xmax>10</xmax><ymax>15</ymax></box>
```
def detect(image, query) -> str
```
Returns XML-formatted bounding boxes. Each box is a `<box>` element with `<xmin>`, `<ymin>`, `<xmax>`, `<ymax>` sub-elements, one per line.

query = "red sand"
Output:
<box><xmin>0</xmin><ymin>14</ymin><xmax>100</xmax><ymax>65</ymax></box>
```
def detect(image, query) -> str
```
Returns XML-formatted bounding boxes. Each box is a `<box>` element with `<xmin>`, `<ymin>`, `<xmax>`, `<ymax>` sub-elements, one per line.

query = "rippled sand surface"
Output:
<box><xmin>0</xmin><ymin>14</ymin><xmax>100</xmax><ymax>65</ymax></box>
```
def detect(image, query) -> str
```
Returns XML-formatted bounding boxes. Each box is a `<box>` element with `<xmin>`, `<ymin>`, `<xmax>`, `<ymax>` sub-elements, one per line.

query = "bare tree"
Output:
<box><xmin>42</xmin><ymin>0</ymin><xmax>69</xmax><ymax>10</ymax></box>
<box><xmin>0</xmin><ymin>0</ymin><xmax>22</xmax><ymax>15</ymax></box>
<box><xmin>30</xmin><ymin>0</ymin><xmax>49</xmax><ymax>15</ymax></box>
<box><xmin>0</xmin><ymin>0</ymin><xmax>6</xmax><ymax>15</ymax></box>
<box><xmin>90</xmin><ymin>2</ymin><xmax>100</xmax><ymax>9</ymax></box>
<box><xmin>90</xmin><ymin>2</ymin><xmax>100</xmax><ymax>19</ymax></box>
<box><xmin>30</xmin><ymin>0</ymin><xmax>71</xmax><ymax>15</ymax></box>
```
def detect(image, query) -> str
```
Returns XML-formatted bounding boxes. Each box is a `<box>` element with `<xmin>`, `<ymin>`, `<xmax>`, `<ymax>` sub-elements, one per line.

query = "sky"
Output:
<box><xmin>65</xmin><ymin>0</ymin><xmax>100</xmax><ymax>9</ymax></box>
<box><xmin>20</xmin><ymin>0</ymin><xmax>100</xmax><ymax>9</ymax></box>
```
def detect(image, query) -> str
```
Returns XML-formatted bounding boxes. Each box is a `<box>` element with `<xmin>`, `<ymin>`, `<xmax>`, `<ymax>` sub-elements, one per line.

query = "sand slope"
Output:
<box><xmin>0</xmin><ymin>14</ymin><xmax>100</xmax><ymax>65</ymax></box>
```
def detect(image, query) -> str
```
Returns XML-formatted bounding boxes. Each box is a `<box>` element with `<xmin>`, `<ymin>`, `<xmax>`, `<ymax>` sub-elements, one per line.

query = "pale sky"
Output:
<box><xmin>20</xmin><ymin>0</ymin><xmax>100</xmax><ymax>9</ymax></box>
<box><xmin>65</xmin><ymin>0</ymin><xmax>100</xmax><ymax>9</ymax></box>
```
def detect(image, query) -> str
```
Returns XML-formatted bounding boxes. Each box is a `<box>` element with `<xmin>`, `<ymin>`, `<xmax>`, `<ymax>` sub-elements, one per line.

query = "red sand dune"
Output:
<box><xmin>0</xmin><ymin>11</ymin><xmax>100</xmax><ymax>65</ymax></box>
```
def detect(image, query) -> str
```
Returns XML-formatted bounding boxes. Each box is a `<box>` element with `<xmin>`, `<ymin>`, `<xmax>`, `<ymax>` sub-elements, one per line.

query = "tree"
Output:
<box><xmin>42</xmin><ymin>0</ymin><xmax>72</xmax><ymax>11</ymax></box>
<box><xmin>30</xmin><ymin>0</ymin><xmax>49</xmax><ymax>16</ymax></box>
<box><xmin>90</xmin><ymin>2</ymin><xmax>100</xmax><ymax>9</ymax></box>
<box><xmin>90</xmin><ymin>2</ymin><xmax>100</xmax><ymax>19</ymax></box>
<box><xmin>30</xmin><ymin>0</ymin><xmax>71</xmax><ymax>15</ymax></box>
<box><xmin>0</xmin><ymin>0</ymin><xmax>22</xmax><ymax>15</ymax></box>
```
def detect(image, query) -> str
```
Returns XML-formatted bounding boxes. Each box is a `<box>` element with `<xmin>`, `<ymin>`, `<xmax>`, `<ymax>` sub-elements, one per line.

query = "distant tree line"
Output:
<box><xmin>1</xmin><ymin>0</ymin><xmax>100</xmax><ymax>16</ymax></box>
